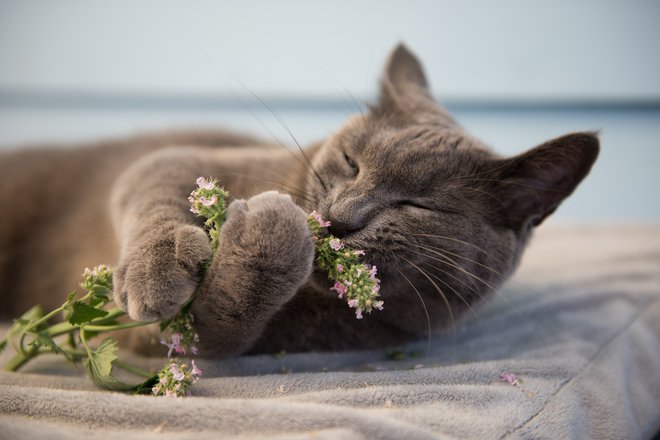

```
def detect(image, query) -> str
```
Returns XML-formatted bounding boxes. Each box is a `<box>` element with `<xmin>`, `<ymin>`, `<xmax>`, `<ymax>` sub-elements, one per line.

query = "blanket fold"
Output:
<box><xmin>1</xmin><ymin>223</ymin><xmax>659</xmax><ymax>439</ymax></box>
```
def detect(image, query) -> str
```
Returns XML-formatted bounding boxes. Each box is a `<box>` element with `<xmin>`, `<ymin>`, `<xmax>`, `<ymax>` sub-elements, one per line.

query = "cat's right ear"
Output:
<box><xmin>486</xmin><ymin>132</ymin><xmax>600</xmax><ymax>232</ymax></box>
<box><xmin>377</xmin><ymin>43</ymin><xmax>455</xmax><ymax>125</ymax></box>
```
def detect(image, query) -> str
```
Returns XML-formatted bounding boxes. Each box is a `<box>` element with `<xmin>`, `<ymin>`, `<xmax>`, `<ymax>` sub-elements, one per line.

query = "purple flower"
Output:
<box><xmin>191</xmin><ymin>360</ymin><xmax>203</xmax><ymax>377</ymax></box>
<box><xmin>355</xmin><ymin>308</ymin><xmax>363</xmax><ymax>319</ymax></box>
<box><xmin>499</xmin><ymin>372</ymin><xmax>520</xmax><ymax>386</ymax></box>
<box><xmin>347</xmin><ymin>299</ymin><xmax>359</xmax><ymax>308</ymax></box>
<box><xmin>199</xmin><ymin>195</ymin><xmax>218</xmax><ymax>207</ymax></box>
<box><xmin>368</xmin><ymin>265</ymin><xmax>378</xmax><ymax>279</ymax></box>
<box><xmin>336</xmin><ymin>264</ymin><xmax>344</xmax><ymax>273</ymax></box>
<box><xmin>331</xmin><ymin>281</ymin><xmax>348</xmax><ymax>299</ymax></box>
<box><xmin>196</xmin><ymin>177</ymin><xmax>215</xmax><ymax>190</ymax></box>
<box><xmin>329</xmin><ymin>238</ymin><xmax>344</xmax><ymax>251</ymax></box>
<box><xmin>310</xmin><ymin>210</ymin><xmax>331</xmax><ymax>228</ymax></box>
<box><xmin>161</xmin><ymin>333</ymin><xmax>186</xmax><ymax>358</ymax></box>
<box><xmin>170</xmin><ymin>363</ymin><xmax>185</xmax><ymax>381</ymax></box>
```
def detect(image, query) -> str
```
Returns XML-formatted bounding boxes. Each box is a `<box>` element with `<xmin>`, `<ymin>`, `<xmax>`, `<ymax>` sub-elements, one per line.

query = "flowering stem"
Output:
<box><xmin>113</xmin><ymin>359</ymin><xmax>153</xmax><ymax>379</ymax></box>
<box><xmin>3</xmin><ymin>347</ymin><xmax>38</xmax><ymax>372</ymax></box>
<box><xmin>84</xmin><ymin>321</ymin><xmax>152</xmax><ymax>333</ymax></box>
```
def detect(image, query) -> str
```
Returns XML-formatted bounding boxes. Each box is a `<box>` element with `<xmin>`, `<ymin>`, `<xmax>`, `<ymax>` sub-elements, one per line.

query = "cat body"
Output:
<box><xmin>0</xmin><ymin>45</ymin><xmax>599</xmax><ymax>357</ymax></box>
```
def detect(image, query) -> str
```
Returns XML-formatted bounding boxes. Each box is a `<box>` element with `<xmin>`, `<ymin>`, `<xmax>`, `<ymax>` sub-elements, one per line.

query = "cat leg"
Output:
<box><xmin>191</xmin><ymin>191</ymin><xmax>315</xmax><ymax>357</ymax></box>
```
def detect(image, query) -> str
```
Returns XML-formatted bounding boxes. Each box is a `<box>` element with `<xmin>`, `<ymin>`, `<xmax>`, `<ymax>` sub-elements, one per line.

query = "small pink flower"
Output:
<box><xmin>329</xmin><ymin>238</ymin><xmax>344</xmax><ymax>251</ymax></box>
<box><xmin>152</xmin><ymin>385</ymin><xmax>161</xmax><ymax>395</ymax></box>
<box><xmin>191</xmin><ymin>360</ymin><xmax>203</xmax><ymax>377</ymax></box>
<box><xmin>189</xmin><ymin>206</ymin><xmax>201</xmax><ymax>215</ymax></box>
<box><xmin>199</xmin><ymin>195</ymin><xmax>218</xmax><ymax>207</ymax></box>
<box><xmin>373</xmin><ymin>300</ymin><xmax>384</xmax><ymax>311</ymax></box>
<box><xmin>347</xmin><ymin>299</ymin><xmax>359</xmax><ymax>308</ymax></box>
<box><xmin>355</xmin><ymin>308</ymin><xmax>363</xmax><ymax>319</ymax></box>
<box><xmin>170</xmin><ymin>363</ymin><xmax>185</xmax><ymax>381</ymax></box>
<box><xmin>196</xmin><ymin>177</ymin><xmax>215</xmax><ymax>190</ymax></box>
<box><xmin>310</xmin><ymin>210</ymin><xmax>331</xmax><ymax>228</ymax></box>
<box><xmin>353</xmin><ymin>250</ymin><xmax>365</xmax><ymax>256</ymax></box>
<box><xmin>499</xmin><ymin>372</ymin><xmax>520</xmax><ymax>386</ymax></box>
<box><xmin>331</xmin><ymin>281</ymin><xmax>348</xmax><ymax>299</ymax></box>
<box><xmin>368</xmin><ymin>265</ymin><xmax>378</xmax><ymax>279</ymax></box>
<box><xmin>371</xmin><ymin>283</ymin><xmax>380</xmax><ymax>293</ymax></box>
<box><xmin>336</xmin><ymin>264</ymin><xmax>344</xmax><ymax>273</ymax></box>
<box><xmin>191</xmin><ymin>346</ymin><xmax>199</xmax><ymax>355</ymax></box>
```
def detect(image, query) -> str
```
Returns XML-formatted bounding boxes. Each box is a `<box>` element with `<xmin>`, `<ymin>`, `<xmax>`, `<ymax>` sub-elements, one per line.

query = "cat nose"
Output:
<box><xmin>327</xmin><ymin>197</ymin><xmax>372</xmax><ymax>237</ymax></box>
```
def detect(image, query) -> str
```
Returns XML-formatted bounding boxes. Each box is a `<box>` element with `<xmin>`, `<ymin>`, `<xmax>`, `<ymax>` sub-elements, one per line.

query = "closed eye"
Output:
<box><xmin>400</xmin><ymin>200</ymin><xmax>433</xmax><ymax>211</ymax></box>
<box><xmin>400</xmin><ymin>200</ymin><xmax>461</xmax><ymax>215</ymax></box>
<box><xmin>343</xmin><ymin>152</ymin><xmax>359</xmax><ymax>173</ymax></box>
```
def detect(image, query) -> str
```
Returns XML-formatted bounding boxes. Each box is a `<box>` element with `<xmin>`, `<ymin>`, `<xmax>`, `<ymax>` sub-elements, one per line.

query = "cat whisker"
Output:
<box><xmin>396</xmin><ymin>268</ymin><xmax>432</xmax><ymax>357</ymax></box>
<box><xmin>400</xmin><ymin>256</ymin><xmax>456</xmax><ymax>337</ymax></box>
<box><xmin>448</xmin><ymin>184</ymin><xmax>510</xmax><ymax>213</ymax></box>
<box><xmin>458</xmin><ymin>178</ymin><xmax>565</xmax><ymax>194</ymax></box>
<box><xmin>413</xmin><ymin>241</ymin><xmax>544</xmax><ymax>299</ymax></box>
<box><xmin>413</xmin><ymin>242</ymin><xmax>505</xmax><ymax>280</ymax></box>
<box><xmin>233</xmin><ymin>80</ymin><xmax>330</xmax><ymax>194</ymax></box>
<box><xmin>408</xmin><ymin>246</ymin><xmax>521</xmax><ymax>314</ymax></box>
<box><xmin>409</xmin><ymin>233</ymin><xmax>493</xmax><ymax>258</ymax></box>
<box><xmin>211</xmin><ymin>166</ymin><xmax>318</xmax><ymax>206</ymax></box>
<box><xmin>416</xmin><ymin>262</ymin><xmax>482</xmax><ymax>323</ymax></box>
<box><xmin>199</xmin><ymin>53</ymin><xmax>322</xmax><ymax>187</ymax></box>
<box><xmin>406</xmin><ymin>247</ymin><xmax>499</xmax><ymax>298</ymax></box>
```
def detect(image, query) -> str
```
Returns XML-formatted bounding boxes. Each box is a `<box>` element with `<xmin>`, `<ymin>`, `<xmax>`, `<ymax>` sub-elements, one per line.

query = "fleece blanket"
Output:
<box><xmin>0</xmin><ymin>222</ymin><xmax>659</xmax><ymax>439</ymax></box>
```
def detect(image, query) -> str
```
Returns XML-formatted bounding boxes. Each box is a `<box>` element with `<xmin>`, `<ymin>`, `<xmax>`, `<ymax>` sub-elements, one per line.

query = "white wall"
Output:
<box><xmin>1</xmin><ymin>0</ymin><xmax>659</xmax><ymax>101</ymax></box>
<box><xmin>1</xmin><ymin>0</ymin><xmax>659</xmax><ymax>220</ymax></box>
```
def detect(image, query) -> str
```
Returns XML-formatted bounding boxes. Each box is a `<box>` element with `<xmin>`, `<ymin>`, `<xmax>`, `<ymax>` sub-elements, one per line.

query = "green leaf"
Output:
<box><xmin>0</xmin><ymin>339</ymin><xmax>7</xmax><ymax>353</ymax></box>
<box><xmin>83</xmin><ymin>338</ymin><xmax>135</xmax><ymax>392</ymax></box>
<box><xmin>68</xmin><ymin>302</ymin><xmax>108</xmax><ymax>325</ymax></box>
<box><xmin>34</xmin><ymin>331</ymin><xmax>74</xmax><ymax>363</ymax></box>
<box><xmin>89</xmin><ymin>285</ymin><xmax>110</xmax><ymax>299</ymax></box>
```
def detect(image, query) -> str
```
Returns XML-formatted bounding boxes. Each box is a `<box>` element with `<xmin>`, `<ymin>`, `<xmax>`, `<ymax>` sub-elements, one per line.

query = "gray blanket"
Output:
<box><xmin>1</xmin><ymin>223</ymin><xmax>659</xmax><ymax>439</ymax></box>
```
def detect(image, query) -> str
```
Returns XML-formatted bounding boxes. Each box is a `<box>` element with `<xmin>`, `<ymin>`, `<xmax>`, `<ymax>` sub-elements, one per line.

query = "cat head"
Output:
<box><xmin>307</xmin><ymin>44</ymin><xmax>598</xmax><ymax>328</ymax></box>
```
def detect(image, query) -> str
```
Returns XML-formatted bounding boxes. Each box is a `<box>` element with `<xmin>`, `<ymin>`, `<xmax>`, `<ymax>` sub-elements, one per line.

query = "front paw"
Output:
<box><xmin>213</xmin><ymin>191</ymin><xmax>315</xmax><ymax>294</ymax></box>
<box><xmin>113</xmin><ymin>224</ymin><xmax>212</xmax><ymax>320</ymax></box>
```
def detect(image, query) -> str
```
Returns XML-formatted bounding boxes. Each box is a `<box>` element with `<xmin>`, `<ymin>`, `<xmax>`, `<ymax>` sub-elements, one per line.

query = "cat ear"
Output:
<box><xmin>488</xmin><ymin>132</ymin><xmax>599</xmax><ymax>231</ymax></box>
<box><xmin>378</xmin><ymin>43</ymin><xmax>455</xmax><ymax>125</ymax></box>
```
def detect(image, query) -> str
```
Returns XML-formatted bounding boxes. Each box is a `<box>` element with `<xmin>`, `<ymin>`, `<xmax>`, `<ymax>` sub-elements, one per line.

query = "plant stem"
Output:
<box><xmin>84</xmin><ymin>321</ymin><xmax>153</xmax><ymax>333</ymax></box>
<box><xmin>113</xmin><ymin>359</ymin><xmax>153</xmax><ymax>379</ymax></box>
<box><xmin>4</xmin><ymin>346</ymin><xmax>38</xmax><ymax>372</ymax></box>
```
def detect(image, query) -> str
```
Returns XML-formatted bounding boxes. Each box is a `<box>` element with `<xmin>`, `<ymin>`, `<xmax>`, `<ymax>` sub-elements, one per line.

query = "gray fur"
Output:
<box><xmin>0</xmin><ymin>44</ymin><xmax>599</xmax><ymax>357</ymax></box>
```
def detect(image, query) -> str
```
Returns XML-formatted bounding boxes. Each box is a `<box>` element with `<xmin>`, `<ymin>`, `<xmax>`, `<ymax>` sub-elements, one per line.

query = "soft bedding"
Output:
<box><xmin>1</xmin><ymin>222</ymin><xmax>659</xmax><ymax>439</ymax></box>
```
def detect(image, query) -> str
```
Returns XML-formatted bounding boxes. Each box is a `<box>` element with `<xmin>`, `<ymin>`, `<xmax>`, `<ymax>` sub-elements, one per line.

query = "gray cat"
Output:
<box><xmin>0</xmin><ymin>44</ymin><xmax>598</xmax><ymax>357</ymax></box>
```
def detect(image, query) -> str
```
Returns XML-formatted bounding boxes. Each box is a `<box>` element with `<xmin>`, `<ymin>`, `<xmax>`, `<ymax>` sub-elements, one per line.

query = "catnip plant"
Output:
<box><xmin>0</xmin><ymin>177</ymin><xmax>382</xmax><ymax>395</ymax></box>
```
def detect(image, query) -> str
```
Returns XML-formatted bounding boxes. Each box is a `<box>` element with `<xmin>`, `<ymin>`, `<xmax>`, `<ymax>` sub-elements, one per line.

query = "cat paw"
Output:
<box><xmin>207</xmin><ymin>191</ymin><xmax>315</xmax><ymax>296</ymax></box>
<box><xmin>113</xmin><ymin>224</ymin><xmax>212</xmax><ymax>320</ymax></box>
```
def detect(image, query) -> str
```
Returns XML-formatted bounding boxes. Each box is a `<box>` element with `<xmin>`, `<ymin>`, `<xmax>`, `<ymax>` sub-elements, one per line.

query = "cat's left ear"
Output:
<box><xmin>378</xmin><ymin>43</ymin><xmax>455</xmax><ymax>124</ymax></box>
<box><xmin>487</xmin><ymin>132</ymin><xmax>600</xmax><ymax>232</ymax></box>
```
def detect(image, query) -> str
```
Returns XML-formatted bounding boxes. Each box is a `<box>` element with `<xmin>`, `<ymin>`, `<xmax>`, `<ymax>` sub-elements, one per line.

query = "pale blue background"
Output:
<box><xmin>1</xmin><ymin>0</ymin><xmax>659</xmax><ymax>219</ymax></box>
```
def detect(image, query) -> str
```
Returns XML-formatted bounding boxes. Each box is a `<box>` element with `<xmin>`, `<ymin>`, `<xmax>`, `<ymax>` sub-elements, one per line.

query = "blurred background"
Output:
<box><xmin>1</xmin><ymin>0</ymin><xmax>658</xmax><ymax>220</ymax></box>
